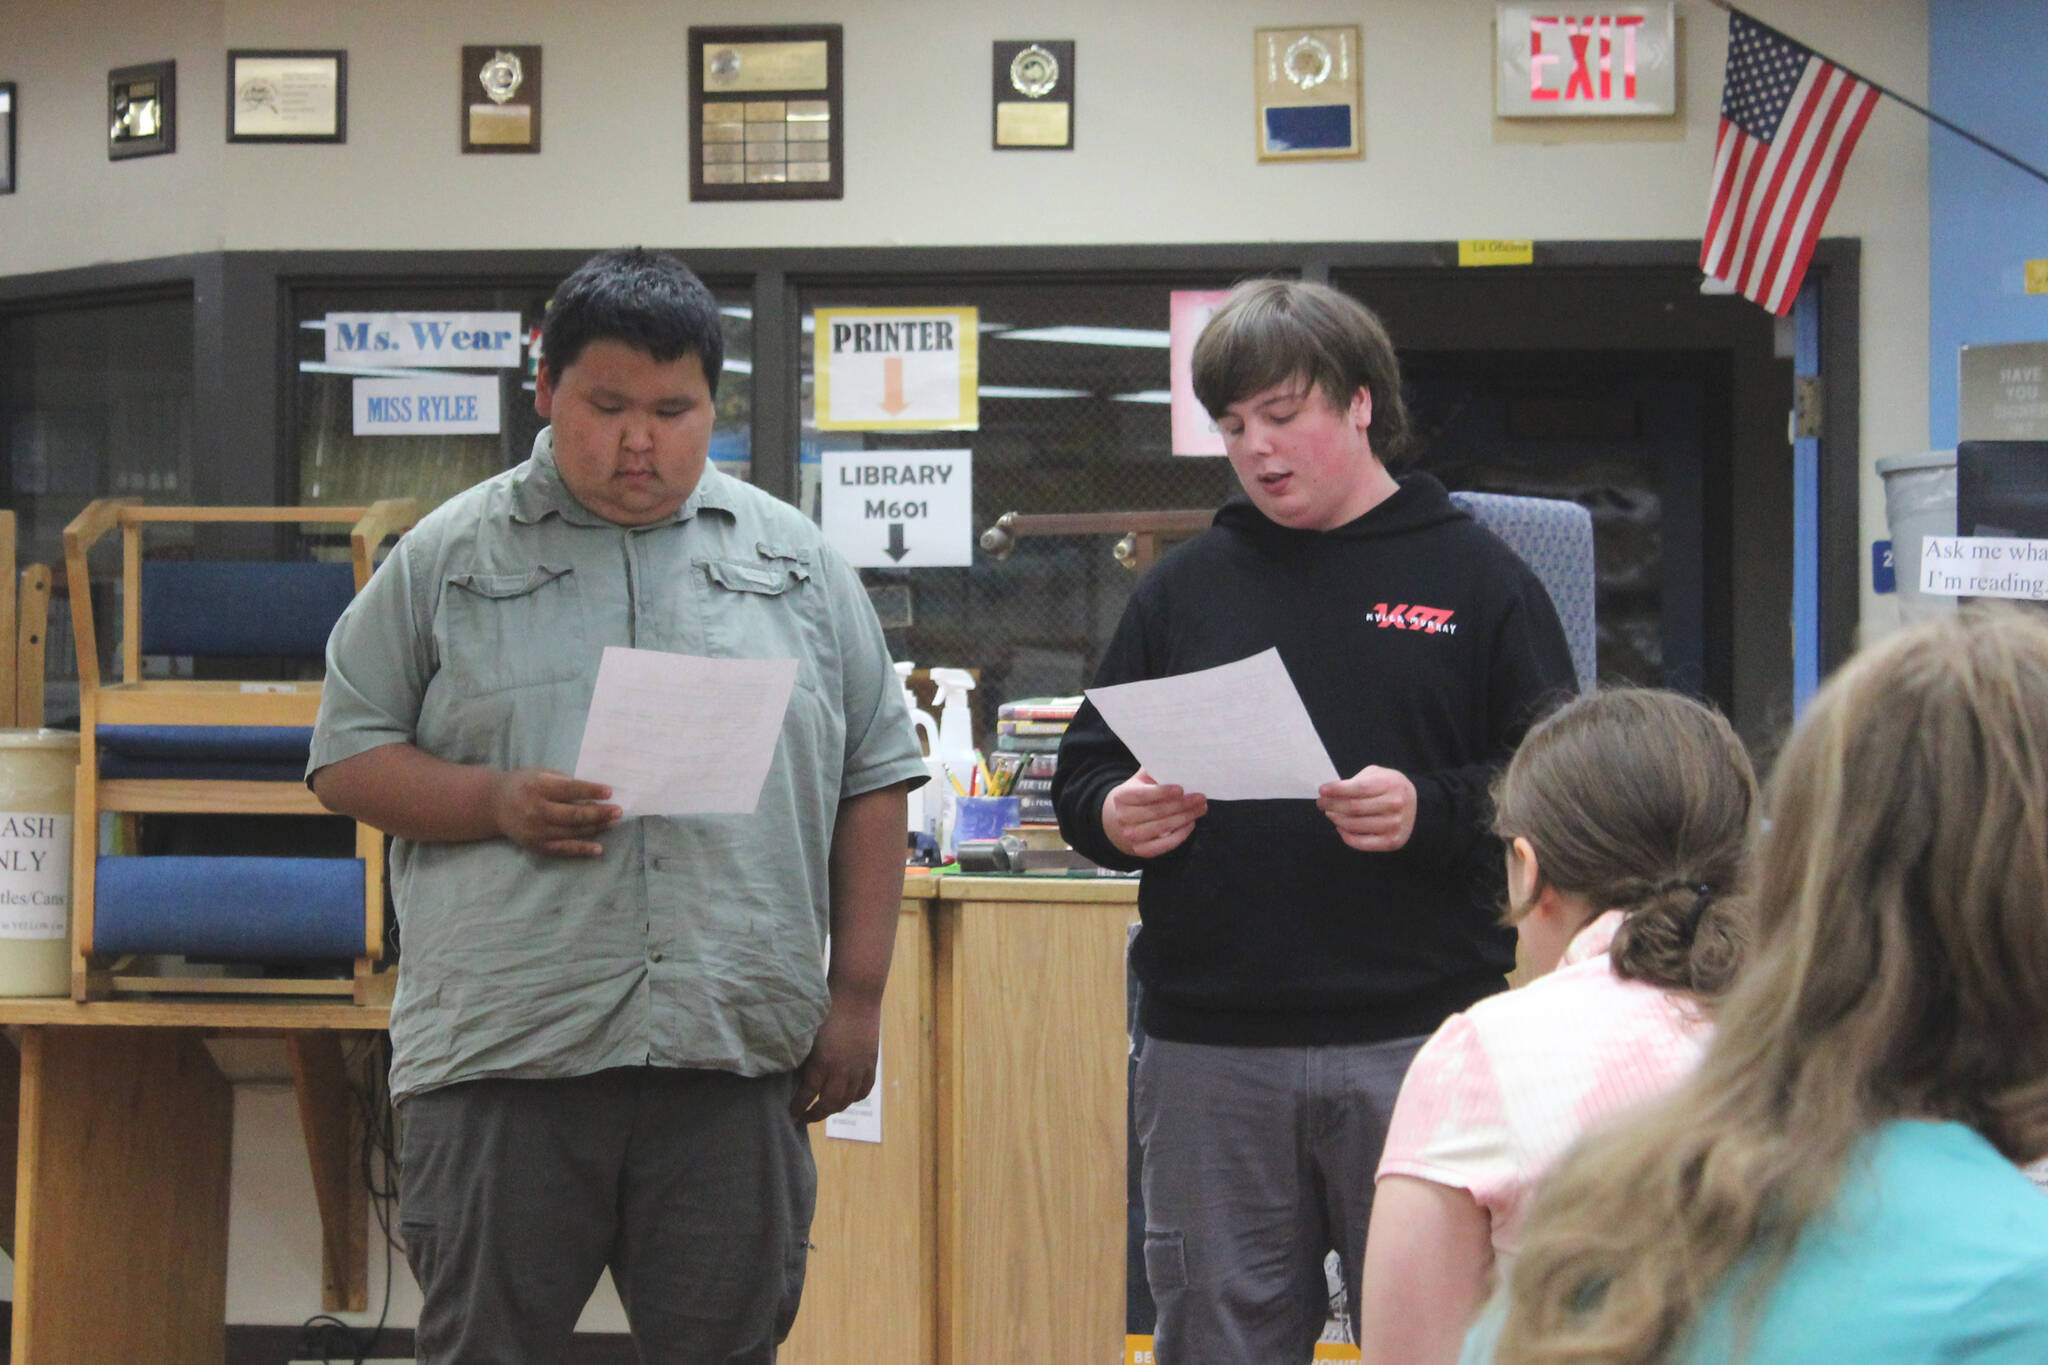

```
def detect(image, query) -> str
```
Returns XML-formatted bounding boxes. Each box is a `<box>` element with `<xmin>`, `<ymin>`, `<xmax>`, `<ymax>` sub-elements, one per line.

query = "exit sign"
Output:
<box><xmin>1496</xmin><ymin>4</ymin><xmax>1676</xmax><ymax>117</ymax></box>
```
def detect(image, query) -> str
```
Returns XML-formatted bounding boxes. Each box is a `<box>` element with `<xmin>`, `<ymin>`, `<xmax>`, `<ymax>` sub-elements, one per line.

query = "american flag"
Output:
<box><xmin>1702</xmin><ymin>12</ymin><xmax>1879</xmax><ymax>315</ymax></box>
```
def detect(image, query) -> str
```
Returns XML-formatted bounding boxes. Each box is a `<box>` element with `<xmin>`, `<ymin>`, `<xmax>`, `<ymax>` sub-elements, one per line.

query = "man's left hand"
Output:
<box><xmin>1318</xmin><ymin>765</ymin><xmax>1418</xmax><ymax>852</ymax></box>
<box><xmin>790</xmin><ymin>992</ymin><xmax>883</xmax><ymax>1123</ymax></box>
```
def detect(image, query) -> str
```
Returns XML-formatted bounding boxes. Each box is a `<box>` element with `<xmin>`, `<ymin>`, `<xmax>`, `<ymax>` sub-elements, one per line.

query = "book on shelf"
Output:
<box><xmin>1007</xmin><ymin>823</ymin><xmax>1070</xmax><ymax>851</ymax></box>
<box><xmin>997</xmin><ymin>696</ymin><xmax>1083</xmax><ymax>722</ymax></box>
<box><xmin>997</xmin><ymin>717</ymin><xmax>1071</xmax><ymax>737</ymax></box>
<box><xmin>1014</xmin><ymin>846</ymin><xmax>1103</xmax><ymax>874</ymax></box>
<box><xmin>995</xmin><ymin>732</ymin><xmax>1064</xmax><ymax>753</ymax></box>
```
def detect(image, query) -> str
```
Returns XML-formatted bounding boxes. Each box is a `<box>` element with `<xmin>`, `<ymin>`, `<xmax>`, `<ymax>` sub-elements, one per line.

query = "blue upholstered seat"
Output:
<box><xmin>94</xmin><ymin>856</ymin><xmax>367</xmax><ymax>959</ymax></box>
<box><xmin>64</xmin><ymin>498</ymin><xmax>418</xmax><ymax>995</ymax></box>
<box><xmin>1448</xmin><ymin>489</ymin><xmax>1599</xmax><ymax>694</ymax></box>
<box><xmin>96</xmin><ymin>724</ymin><xmax>314</xmax><ymax>781</ymax></box>
<box><xmin>140</xmin><ymin>560</ymin><xmax>356</xmax><ymax>658</ymax></box>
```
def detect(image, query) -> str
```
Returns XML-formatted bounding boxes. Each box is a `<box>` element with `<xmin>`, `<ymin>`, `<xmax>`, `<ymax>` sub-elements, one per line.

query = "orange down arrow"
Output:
<box><xmin>879</xmin><ymin>356</ymin><xmax>911</xmax><ymax>415</ymax></box>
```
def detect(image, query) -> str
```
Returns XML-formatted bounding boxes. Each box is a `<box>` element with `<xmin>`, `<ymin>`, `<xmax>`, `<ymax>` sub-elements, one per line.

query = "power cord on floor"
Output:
<box><xmin>292</xmin><ymin>1033</ymin><xmax>401</xmax><ymax>1365</ymax></box>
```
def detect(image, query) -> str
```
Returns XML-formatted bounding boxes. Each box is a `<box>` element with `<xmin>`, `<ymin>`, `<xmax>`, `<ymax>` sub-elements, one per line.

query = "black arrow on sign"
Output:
<box><xmin>885</xmin><ymin>523</ymin><xmax>909</xmax><ymax>562</ymax></box>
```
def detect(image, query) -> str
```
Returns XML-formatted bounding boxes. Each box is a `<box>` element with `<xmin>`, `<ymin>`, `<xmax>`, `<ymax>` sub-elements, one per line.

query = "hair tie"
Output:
<box><xmin>1677</xmin><ymin>882</ymin><xmax>1715</xmax><ymax>941</ymax></box>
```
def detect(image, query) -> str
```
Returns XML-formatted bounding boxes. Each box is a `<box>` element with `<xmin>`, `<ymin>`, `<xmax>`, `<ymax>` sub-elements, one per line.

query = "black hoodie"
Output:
<box><xmin>1053</xmin><ymin>472</ymin><xmax>1578</xmax><ymax>1047</ymax></box>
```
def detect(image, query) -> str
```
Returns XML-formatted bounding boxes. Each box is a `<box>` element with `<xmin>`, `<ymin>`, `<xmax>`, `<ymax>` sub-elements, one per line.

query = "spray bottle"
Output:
<box><xmin>927</xmin><ymin>667</ymin><xmax>979</xmax><ymax>857</ymax></box>
<box><xmin>894</xmin><ymin>662</ymin><xmax>942</xmax><ymax>850</ymax></box>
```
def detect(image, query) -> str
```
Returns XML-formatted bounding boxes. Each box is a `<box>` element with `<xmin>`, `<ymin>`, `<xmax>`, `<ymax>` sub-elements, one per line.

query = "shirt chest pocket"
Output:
<box><xmin>696</xmin><ymin>551</ymin><xmax>830</xmax><ymax>695</ymax></box>
<box><xmin>440</xmin><ymin>565</ymin><xmax>591</xmax><ymax>695</ymax></box>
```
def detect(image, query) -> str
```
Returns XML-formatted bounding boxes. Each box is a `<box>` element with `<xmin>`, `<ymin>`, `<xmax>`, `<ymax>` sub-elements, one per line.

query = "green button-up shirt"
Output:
<box><xmin>310</xmin><ymin>432</ymin><xmax>926</xmax><ymax>1102</ymax></box>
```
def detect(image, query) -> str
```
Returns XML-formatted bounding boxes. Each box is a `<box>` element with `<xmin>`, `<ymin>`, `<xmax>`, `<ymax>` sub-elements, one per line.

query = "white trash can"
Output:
<box><xmin>1877</xmin><ymin>450</ymin><xmax>1957</xmax><ymax>623</ymax></box>
<box><xmin>0</xmin><ymin>730</ymin><xmax>78</xmax><ymax>995</ymax></box>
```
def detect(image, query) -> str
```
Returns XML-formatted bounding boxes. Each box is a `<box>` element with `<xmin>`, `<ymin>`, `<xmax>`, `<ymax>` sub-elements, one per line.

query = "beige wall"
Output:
<box><xmin>0</xmin><ymin>0</ymin><xmax>1932</xmax><ymax>1330</ymax></box>
<box><xmin>1</xmin><ymin>0</ymin><xmax>1931</xmax><ymax>636</ymax></box>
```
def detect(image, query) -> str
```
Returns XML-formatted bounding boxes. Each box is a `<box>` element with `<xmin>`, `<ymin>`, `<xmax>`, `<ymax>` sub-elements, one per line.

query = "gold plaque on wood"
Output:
<box><xmin>1254</xmin><ymin>26</ymin><xmax>1361</xmax><ymax>161</ymax></box>
<box><xmin>461</xmin><ymin>44</ymin><xmax>541</xmax><ymax>153</ymax></box>
<box><xmin>992</xmin><ymin>39</ymin><xmax>1074</xmax><ymax>150</ymax></box>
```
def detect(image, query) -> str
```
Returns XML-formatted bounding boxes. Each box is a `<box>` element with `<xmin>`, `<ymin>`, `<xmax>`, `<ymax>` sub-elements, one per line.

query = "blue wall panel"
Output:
<box><xmin>1929</xmin><ymin>0</ymin><xmax>2048</xmax><ymax>449</ymax></box>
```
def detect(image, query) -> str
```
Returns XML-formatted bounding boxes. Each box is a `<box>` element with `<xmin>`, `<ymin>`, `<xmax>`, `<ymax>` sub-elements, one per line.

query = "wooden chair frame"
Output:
<box><xmin>62</xmin><ymin>500</ymin><xmax>418</xmax><ymax>1003</ymax></box>
<box><xmin>0</xmin><ymin>510</ymin><xmax>51</xmax><ymax>729</ymax></box>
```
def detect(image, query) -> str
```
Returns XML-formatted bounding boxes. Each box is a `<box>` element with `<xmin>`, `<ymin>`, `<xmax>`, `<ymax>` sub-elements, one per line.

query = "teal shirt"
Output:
<box><xmin>1461</xmin><ymin>1120</ymin><xmax>2048</xmax><ymax>1364</ymax></box>
<box><xmin>310</xmin><ymin>431</ymin><xmax>927</xmax><ymax>1102</ymax></box>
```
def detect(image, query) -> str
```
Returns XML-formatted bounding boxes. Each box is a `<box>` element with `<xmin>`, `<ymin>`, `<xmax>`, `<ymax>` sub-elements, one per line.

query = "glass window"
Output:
<box><xmin>1</xmin><ymin>293</ymin><xmax>194</xmax><ymax>568</ymax></box>
<box><xmin>796</xmin><ymin>278</ymin><xmax>1252</xmax><ymax>723</ymax></box>
<box><xmin>290</xmin><ymin>280</ymin><xmax>754</xmax><ymax>516</ymax></box>
<box><xmin>0</xmin><ymin>293</ymin><xmax>195</xmax><ymax>721</ymax></box>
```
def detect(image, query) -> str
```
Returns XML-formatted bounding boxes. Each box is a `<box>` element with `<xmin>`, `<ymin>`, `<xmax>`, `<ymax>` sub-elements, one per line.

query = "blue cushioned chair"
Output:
<box><xmin>1448</xmin><ymin>490</ymin><xmax>1599</xmax><ymax>694</ymax></box>
<box><xmin>63</xmin><ymin>499</ymin><xmax>417</xmax><ymax>1002</ymax></box>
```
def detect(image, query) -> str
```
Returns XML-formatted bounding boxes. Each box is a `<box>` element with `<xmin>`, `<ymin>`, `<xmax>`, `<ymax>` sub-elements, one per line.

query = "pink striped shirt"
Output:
<box><xmin>1375</xmin><ymin>910</ymin><xmax>1710</xmax><ymax>1258</ymax></box>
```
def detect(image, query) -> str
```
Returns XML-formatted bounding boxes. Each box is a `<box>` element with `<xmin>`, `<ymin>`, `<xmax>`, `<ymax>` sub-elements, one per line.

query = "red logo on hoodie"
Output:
<box><xmin>1371</xmin><ymin>603</ymin><xmax>1457</xmax><ymax>634</ymax></box>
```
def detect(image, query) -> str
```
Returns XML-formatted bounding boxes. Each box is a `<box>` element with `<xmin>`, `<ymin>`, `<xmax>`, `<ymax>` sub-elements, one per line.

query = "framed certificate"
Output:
<box><xmin>109</xmin><ymin>60</ymin><xmax>175</xmax><ymax>161</ymax></box>
<box><xmin>689</xmin><ymin>25</ymin><xmax>843</xmax><ymax>201</ymax></box>
<box><xmin>228</xmin><ymin>50</ymin><xmax>346</xmax><ymax>143</ymax></box>
<box><xmin>0</xmin><ymin>84</ymin><xmax>14</xmax><ymax>194</ymax></box>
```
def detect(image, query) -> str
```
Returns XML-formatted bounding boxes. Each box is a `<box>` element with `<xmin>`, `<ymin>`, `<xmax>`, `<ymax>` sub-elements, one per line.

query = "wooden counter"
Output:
<box><xmin>784</xmin><ymin>878</ymin><xmax>940</xmax><ymax>1365</ymax></box>
<box><xmin>934</xmin><ymin>875</ymin><xmax>1137</xmax><ymax>1365</ymax></box>
<box><xmin>788</xmin><ymin>873</ymin><xmax>1140</xmax><ymax>1365</ymax></box>
<box><xmin>0</xmin><ymin>874</ymin><xmax>1139</xmax><ymax>1365</ymax></box>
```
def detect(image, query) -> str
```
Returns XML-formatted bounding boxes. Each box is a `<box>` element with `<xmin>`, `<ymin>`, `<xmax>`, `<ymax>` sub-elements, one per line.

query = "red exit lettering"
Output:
<box><xmin>1530</xmin><ymin>13</ymin><xmax>1647</xmax><ymax>102</ymax></box>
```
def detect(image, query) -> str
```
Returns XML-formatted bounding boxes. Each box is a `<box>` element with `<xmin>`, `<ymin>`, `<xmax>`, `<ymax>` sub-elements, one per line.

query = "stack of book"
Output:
<box><xmin>994</xmin><ymin>695</ymin><xmax>1081</xmax><ymax>826</ymax></box>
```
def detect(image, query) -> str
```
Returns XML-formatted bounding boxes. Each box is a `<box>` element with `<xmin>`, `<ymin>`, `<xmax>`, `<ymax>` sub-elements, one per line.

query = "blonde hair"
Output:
<box><xmin>1493</xmin><ymin>689</ymin><xmax>1756</xmax><ymax>997</ymax></box>
<box><xmin>1496</xmin><ymin>605</ymin><xmax>2048</xmax><ymax>1364</ymax></box>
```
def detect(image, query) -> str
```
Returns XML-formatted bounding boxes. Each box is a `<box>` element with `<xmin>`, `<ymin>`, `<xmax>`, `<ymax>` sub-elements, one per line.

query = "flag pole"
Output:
<box><xmin>1706</xmin><ymin>0</ymin><xmax>2048</xmax><ymax>190</ymax></box>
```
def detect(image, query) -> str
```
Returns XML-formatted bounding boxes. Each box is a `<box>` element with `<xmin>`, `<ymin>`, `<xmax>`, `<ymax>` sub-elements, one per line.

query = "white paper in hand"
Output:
<box><xmin>1084</xmin><ymin>648</ymin><xmax>1339</xmax><ymax>800</ymax></box>
<box><xmin>573</xmin><ymin>646</ymin><xmax>797</xmax><ymax>816</ymax></box>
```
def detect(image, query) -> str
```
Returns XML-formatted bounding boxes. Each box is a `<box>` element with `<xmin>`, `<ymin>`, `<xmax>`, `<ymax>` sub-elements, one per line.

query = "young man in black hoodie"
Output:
<box><xmin>1052</xmin><ymin>279</ymin><xmax>1576</xmax><ymax>1364</ymax></box>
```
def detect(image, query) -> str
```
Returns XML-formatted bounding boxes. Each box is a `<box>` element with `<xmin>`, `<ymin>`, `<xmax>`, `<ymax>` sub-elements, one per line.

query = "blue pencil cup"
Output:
<box><xmin>953</xmin><ymin>796</ymin><xmax>1022</xmax><ymax>844</ymax></box>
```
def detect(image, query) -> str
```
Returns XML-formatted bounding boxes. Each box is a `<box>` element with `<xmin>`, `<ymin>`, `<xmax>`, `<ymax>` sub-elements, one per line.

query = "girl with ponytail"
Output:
<box><xmin>1357</xmin><ymin>689</ymin><xmax>1757</xmax><ymax>1363</ymax></box>
<box><xmin>1474</xmin><ymin>605</ymin><xmax>2048</xmax><ymax>1363</ymax></box>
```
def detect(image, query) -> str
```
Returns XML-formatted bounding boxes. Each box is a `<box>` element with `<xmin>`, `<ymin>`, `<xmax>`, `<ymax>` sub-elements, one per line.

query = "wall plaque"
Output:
<box><xmin>109</xmin><ymin>60</ymin><xmax>175</xmax><ymax>160</ymax></box>
<box><xmin>690</xmin><ymin>25</ymin><xmax>843</xmax><ymax>200</ymax></box>
<box><xmin>461</xmin><ymin>45</ymin><xmax>541</xmax><ymax>153</ymax></box>
<box><xmin>993</xmin><ymin>40</ymin><xmax>1074</xmax><ymax>150</ymax></box>
<box><xmin>1254</xmin><ymin>27</ymin><xmax>1361</xmax><ymax>161</ymax></box>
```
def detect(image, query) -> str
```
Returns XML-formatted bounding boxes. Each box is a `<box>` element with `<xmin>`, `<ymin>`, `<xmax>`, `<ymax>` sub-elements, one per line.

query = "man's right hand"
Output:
<box><xmin>1101</xmin><ymin>769</ymin><xmax>1207</xmax><ymax>859</ymax></box>
<box><xmin>487</xmin><ymin>769</ymin><xmax>621</xmax><ymax>857</ymax></box>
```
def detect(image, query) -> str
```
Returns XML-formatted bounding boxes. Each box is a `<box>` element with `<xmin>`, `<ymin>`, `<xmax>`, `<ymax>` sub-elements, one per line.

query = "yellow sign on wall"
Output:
<box><xmin>2026</xmin><ymin>259</ymin><xmax>2048</xmax><ymax>295</ymax></box>
<box><xmin>1459</xmin><ymin>239</ymin><xmax>1536</xmax><ymax>266</ymax></box>
<box><xmin>813</xmin><ymin>306</ymin><xmax>980</xmax><ymax>431</ymax></box>
<box><xmin>1128</xmin><ymin>1337</ymin><xmax>1359</xmax><ymax>1363</ymax></box>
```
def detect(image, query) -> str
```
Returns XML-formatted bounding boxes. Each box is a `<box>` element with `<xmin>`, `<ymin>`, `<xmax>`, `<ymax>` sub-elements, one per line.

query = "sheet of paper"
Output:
<box><xmin>1084</xmin><ymin>648</ymin><xmax>1339</xmax><ymax>800</ymax></box>
<box><xmin>824</xmin><ymin>1047</ymin><xmax>883</xmax><ymax>1144</ymax></box>
<box><xmin>572</xmin><ymin>647</ymin><xmax>797</xmax><ymax>816</ymax></box>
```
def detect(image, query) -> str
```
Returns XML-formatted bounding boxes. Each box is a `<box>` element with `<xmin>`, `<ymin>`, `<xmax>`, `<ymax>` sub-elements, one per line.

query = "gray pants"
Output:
<box><xmin>398</xmin><ymin>1067</ymin><xmax>815</xmax><ymax>1365</ymax></box>
<box><xmin>1133</xmin><ymin>1035</ymin><xmax>1426</xmax><ymax>1365</ymax></box>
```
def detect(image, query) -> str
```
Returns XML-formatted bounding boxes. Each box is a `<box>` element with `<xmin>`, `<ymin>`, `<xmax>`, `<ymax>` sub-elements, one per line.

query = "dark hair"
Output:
<box><xmin>540</xmin><ymin>247</ymin><xmax>724</xmax><ymax>394</ymax></box>
<box><xmin>1493</xmin><ymin>688</ymin><xmax>1757</xmax><ymax>998</ymax></box>
<box><xmin>1190</xmin><ymin>278</ymin><xmax>1413</xmax><ymax>469</ymax></box>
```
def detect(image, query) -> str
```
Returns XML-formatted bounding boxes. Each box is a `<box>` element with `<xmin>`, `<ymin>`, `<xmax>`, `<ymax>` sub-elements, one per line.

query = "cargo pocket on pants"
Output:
<box><xmin>400</xmin><ymin>1216</ymin><xmax>441</xmax><ymax>1297</ymax></box>
<box><xmin>1144</xmin><ymin>1228</ymin><xmax>1189</xmax><ymax>1291</ymax></box>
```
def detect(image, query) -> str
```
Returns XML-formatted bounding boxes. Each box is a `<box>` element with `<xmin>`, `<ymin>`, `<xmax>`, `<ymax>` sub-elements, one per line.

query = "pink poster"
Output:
<box><xmin>1170</xmin><ymin>289</ymin><xmax>1232</xmax><ymax>456</ymax></box>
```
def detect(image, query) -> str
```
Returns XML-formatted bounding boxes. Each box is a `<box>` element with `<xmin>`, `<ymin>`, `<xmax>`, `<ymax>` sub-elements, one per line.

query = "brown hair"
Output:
<box><xmin>1497</xmin><ymin>605</ymin><xmax>2048</xmax><ymax>1364</ymax></box>
<box><xmin>1190</xmin><ymin>278</ymin><xmax>1414</xmax><ymax>470</ymax></box>
<box><xmin>1494</xmin><ymin>689</ymin><xmax>1756</xmax><ymax>997</ymax></box>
